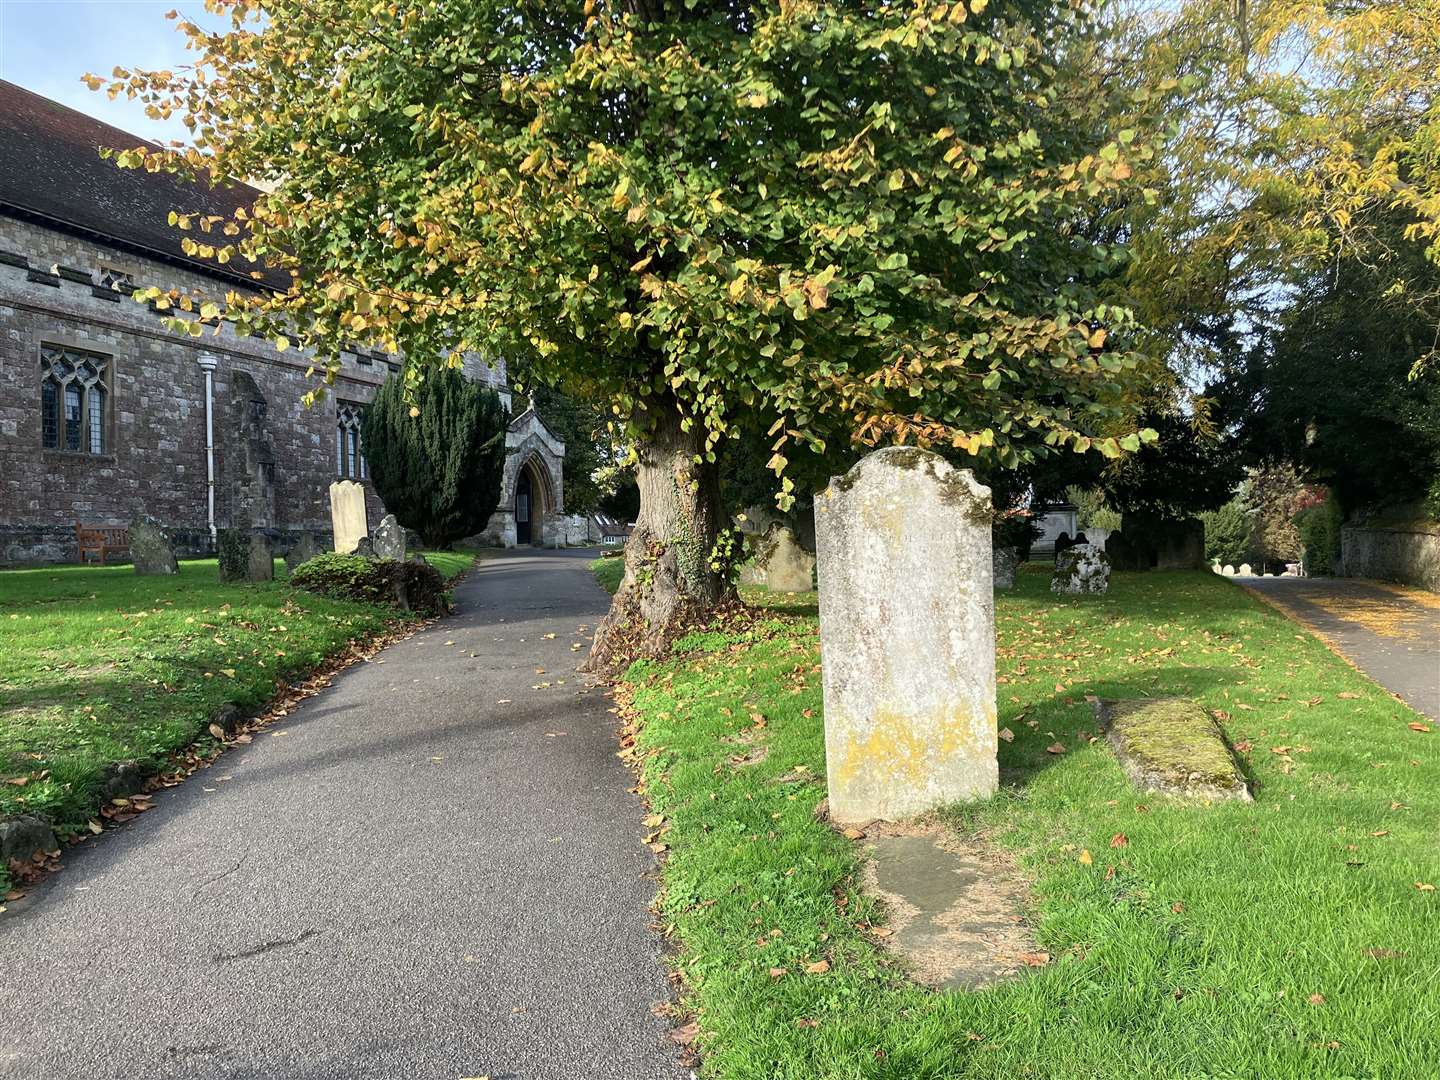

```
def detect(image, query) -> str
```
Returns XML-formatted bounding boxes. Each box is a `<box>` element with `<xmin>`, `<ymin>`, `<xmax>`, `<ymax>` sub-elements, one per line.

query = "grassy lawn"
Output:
<box><xmin>592</xmin><ymin>554</ymin><xmax>625</xmax><ymax>595</ymax></box>
<box><xmin>420</xmin><ymin>550</ymin><xmax>478</xmax><ymax>580</ymax></box>
<box><xmin>615</xmin><ymin>565</ymin><xmax>1439</xmax><ymax>1078</ymax></box>
<box><xmin>1</xmin><ymin>553</ymin><xmax>473</xmax><ymax>870</ymax></box>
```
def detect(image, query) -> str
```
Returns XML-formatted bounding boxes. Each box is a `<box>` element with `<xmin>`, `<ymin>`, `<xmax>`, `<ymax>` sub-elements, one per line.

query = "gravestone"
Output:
<box><xmin>814</xmin><ymin>447</ymin><xmax>997</xmax><ymax>822</ymax></box>
<box><xmin>764</xmin><ymin>525</ymin><xmax>815</xmax><ymax>592</ymax></box>
<box><xmin>329</xmin><ymin>480</ymin><xmax>368</xmax><ymax>554</ymax></box>
<box><xmin>247</xmin><ymin>532</ymin><xmax>274</xmax><ymax>582</ymax></box>
<box><xmin>353</xmin><ymin>536</ymin><xmax>376</xmax><ymax>558</ymax></box>
<box><xmin>1105</xmin><ymin>530</ymin><xmax>1150</xmax><ymax>572</ymax></box>
<box><xmin>373</xmin><ymin>514</ymin><xmax>406</xmax><ymax>562</ymax></box>
<box><xmin>1052</xmin><ymin>542</ymin><xmax>1110</xmax><ymax>594</ymax></box>
<box><xmin>1238</xmin><ymin>563</ymin><xmax>1253</xmax><ymax>577</ymax></box>
<box><xmin>217</xmin><ymin>528</ymin><xmax>248</xmax><ymax>583</ymax></box>
<box><xmin>129</xmin><ymin>519</ymin><xmax>178</xmax><ymax>575</ymax></box>
<box><xmin>285</xmin><ymin>532</ymin><xmax>318</xmax><ymax>572</ymax></box>
<box><xmin>1053</xmin><ymin>531</ymin><xmax>1075</xmax><ymax>560</ymax></box>
<box><xmin>1222</xmin><ymin>564</ymin><xmax>1236</xmax><ymax>576</ymax></box>
<box><xmin>992</xmin><ymin>546</ymin><xmax>1019</xmax><ymax>590</ymax></box>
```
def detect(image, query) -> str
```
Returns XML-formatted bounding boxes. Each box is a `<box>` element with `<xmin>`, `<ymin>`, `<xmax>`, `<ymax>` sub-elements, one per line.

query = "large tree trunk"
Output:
<box><xmin>584</xmin><ymin>398</ymin><xmax>733</xmax><ymax>675</ymax></box>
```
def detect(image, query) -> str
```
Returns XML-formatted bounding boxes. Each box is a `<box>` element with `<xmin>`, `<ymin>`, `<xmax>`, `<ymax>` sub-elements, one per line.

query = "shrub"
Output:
<box><xmin>1294</xmin><ymin>489</ymin><xmax>1344</xmax><ymax>575</ymax></box>
<box><xmin>360</xmin><ymin>369</ymin><xmax>508</xmax><ymax>549</ymax></box>
<box><xmin>290</xmin><ymin>552</ymin><xmax>450</xmax><ymax>616</ymax></box>
<box><xmin>1200</xmin><ymin>498</ymin><xmax>1253</xmax><ymax>567</ymax></box>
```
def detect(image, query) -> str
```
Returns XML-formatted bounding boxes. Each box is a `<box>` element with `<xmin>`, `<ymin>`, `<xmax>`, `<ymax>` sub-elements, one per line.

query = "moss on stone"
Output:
<box><xmin>1098</xmin><ymin>697</ymin><xmax>1250</xmax><ymax>800</ymax></box>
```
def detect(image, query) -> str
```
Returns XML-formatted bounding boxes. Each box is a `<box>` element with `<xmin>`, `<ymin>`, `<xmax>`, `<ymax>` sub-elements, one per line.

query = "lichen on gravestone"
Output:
<box><xmin>216</xmin><ymin>528</ymin><xmax>249</xmax><ymax>583</ymax></box>
<box><xmin>1095</xmin><ymin>698</ymin><xmax>1251</xmax><ymax>801</ymax></box>
<box><xmin>1051</xmin><ymin>542</ymin><xmax>1110</xmax><ymax>594</ymax></box>
<box><xmin>129</xmin><ymin>519</ymin><xmax>178</xmax><ymax>576</ymax></box>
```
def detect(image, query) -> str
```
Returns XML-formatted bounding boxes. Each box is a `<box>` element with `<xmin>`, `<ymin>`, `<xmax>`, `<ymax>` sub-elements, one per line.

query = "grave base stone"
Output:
<box><xmin>815</xmin><ymin>447</ymin><xmax>997</xmax><ymax>823</ymax></box>
<box><xmin>130</xmin><ymin>520</ymin><xmax>178</xmax><ymax>575</ymax></box>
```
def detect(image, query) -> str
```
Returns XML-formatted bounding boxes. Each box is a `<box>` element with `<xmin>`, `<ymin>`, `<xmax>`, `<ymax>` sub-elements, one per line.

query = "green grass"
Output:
<box><xmin>0</xmin><ymin>557</ymin><xmax>460</xmax><ymax>865</ymax></box>
<box><xmin>420</xmin><ymin>549</ymin><xmax>478</xmax><ymax>581</ymax></box>
<box><xmin>615</xmin><ymin>565</ymin><xmax>1439</xmax><ymax>1078</ymax></box>
<box><xmin>591</xmin><ymin>555</ymin><xmax>625</xmax><ymax>595</ymax></box>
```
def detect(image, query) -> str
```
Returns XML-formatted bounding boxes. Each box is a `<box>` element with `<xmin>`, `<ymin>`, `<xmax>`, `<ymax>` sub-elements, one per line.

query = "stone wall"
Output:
<box><xmin>1340</xmin><ymin>519</ymin><xmax>1440</xmax><ymax>593</ymax></box>
<box><xmin>0</xmin><ymin>212</ymin><xmax>511</xmax><ymax>565</ymax></box>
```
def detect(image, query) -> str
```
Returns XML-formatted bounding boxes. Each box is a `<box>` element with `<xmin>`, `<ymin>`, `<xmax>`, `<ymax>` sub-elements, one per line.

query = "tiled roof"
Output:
<box><xmin>0</xmin><ymin>80</ymin><xmax>286</xmax><ymax>290</ymax></box>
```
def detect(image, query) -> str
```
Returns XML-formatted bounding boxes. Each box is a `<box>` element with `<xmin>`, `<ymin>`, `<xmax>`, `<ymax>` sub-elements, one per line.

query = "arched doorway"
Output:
<box><xmin>513</xmin><ymin>455</ymin><xmax>551</xmax><ymax>547</ymax></box>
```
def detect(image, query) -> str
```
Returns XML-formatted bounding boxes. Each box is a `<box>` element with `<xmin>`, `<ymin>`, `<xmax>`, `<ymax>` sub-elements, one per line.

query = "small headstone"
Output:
<box><xmin>329</xmin><ymin>480</ymin><xmax>369</xmax><ymax>554</ymax></box>
<box><xmin>814</xmin><ymin>447</ymin><xmax>997</xmax><ymax>822</ymax></box>
<box><xmin>1284</xmin><ymin>562</ymin><xmax>1302</xmax><ymax>577</ymax></box>
<box><xmin>1212</xmin><ymin>562</ymin><xmax>1223</xmax><ymax>574</ymax></box>
<box><xmin>285</xmin><ymin>532</ymin><xmax>319</xmax><ymax>572</ymax></box>
<box><xmin>247</xmin><ymin>532</ymin><xmax>274</xmax><ymax>582</ymax></box>
<box><xmin>992</xmin><ymin>546</ymin><xmax>1019</xmax><ymax>590</ymax></box>
<box><xmin>764</xmin><ymin>526</ymin><xmax>815</xmax><ymax>593</ymax></box>
<box><xmin>353</xmin><ymin>536</ymin><xmax>375</xmax><ymax>558</ymax></box>
<box><xmin>217</xmin><ymin>528</ymin><xmax>248</xmax><ymax>583</ymax></box>
<box><xmin>373</xmin><ymin>514</ymin><xmax>407</xmax><ymax>561</ymax></box>
<box><xmin>1222</xmin><ymin>564</ymin><xmax>1235</xmax><ymax>576</ymax></box>
<box><xmin>1053</xmin><ymin>531</ymin><xmax>1075</xmax><ymax>560</ymax></box>
<box><xmin>1238</xmin><ymin>563</ymin><xmax>1253</xmax><ymax>577</ymax></box>
<box><xmin>129</xmin><ymin>519</ymin><xmax>178</xmax><ymax>576</ymax></box>
<box><xmin>1051</xmin><ymin>542</ymin><xmax>1110</xmax><ymax>595</ymax></box>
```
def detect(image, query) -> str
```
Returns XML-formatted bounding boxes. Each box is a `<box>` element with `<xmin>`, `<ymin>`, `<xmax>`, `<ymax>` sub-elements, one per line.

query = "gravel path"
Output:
<box><xmin>0</xmin><ymin>548</ymin><xmax>685</xmax><ymax>1080</ymax></box>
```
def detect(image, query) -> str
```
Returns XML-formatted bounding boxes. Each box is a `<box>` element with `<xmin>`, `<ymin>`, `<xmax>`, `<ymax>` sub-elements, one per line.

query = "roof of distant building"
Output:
<box><xmin>0</xmin><ymin>80</ymin><xmax>286</xmax><ymax>290</ymax></box>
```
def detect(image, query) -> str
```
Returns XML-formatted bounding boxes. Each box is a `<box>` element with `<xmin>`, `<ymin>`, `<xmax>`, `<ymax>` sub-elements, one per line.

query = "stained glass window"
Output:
<box><xmin>40</xmin><ymin>344</ymin><xmax>110</xmax><ymax>453</ymax></box>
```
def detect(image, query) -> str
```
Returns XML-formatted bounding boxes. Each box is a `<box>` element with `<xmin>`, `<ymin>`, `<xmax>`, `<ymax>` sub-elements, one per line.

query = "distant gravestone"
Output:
<box><xmin>1238</xmin><ymin>562</ymin><xmax>1253</xmax><ymax>577</ymax></box>
<box><xmin>1053</xmin><ymin>531</ymin><xmax>1075</xmax><ymax>560</ymax></box>
<box><xmin>285</xmin><ymin>532</ymin><xmax>318</xmax><ymax>572</ymax></box>
<box><xmin>373</xmin><ymin>514</ymin><xmax>407</xmax><ymax>562</ymax></box>
<box><xmin>1105</xmin><ymin>530</ymin><xmax>1150</xmax><ymax>572</ymax></box>
<box><xmin>217</xmin><ymin>528</ymin><xmax>248</xmax><ymax>583</ymax></box>
<box><xmin>1222</xmin><ymin>564</ymin><xmax>1236</xmax><ymax>576</ymax></box>
<box><xmin>353</xmin><ymin>536</ymin><xmax>376</xmax><ymax>558</ymax></box>
<box><xmin>992</xmin><ymin>547</ymin><xmax>1019</xmax><ymax>590</ymax></box>
<box><xmin>764</xmin><ymin>526</ymin><xmax>815</xmax><ymax>593</ymax></box>
<box><xmin>129</xmin><ymin>520</ymin><xmax>178</xmax><ymax>576</ymax></box>
<box><xmin>815</xmin><ymin>447</ymin><xmax>997</xmax><ymax>822</ymax></box>
<box><xmin>329</xmin><ymin>480</ymin><xmax>368</xmax><ymax>554</ymax></box>
<box><xmin>247</xmin><ymin>532</ymin><xmax>274</xmax><ymax>582</ymax></box>
<box><xmin>1052</xmin><ymin>542</ymin><xmax>1110</xmax><ymax>594</ymax></box>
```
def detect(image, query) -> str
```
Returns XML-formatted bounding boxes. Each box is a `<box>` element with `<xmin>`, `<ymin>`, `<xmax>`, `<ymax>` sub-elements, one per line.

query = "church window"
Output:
<box><xmin>40</xmin><ymin>343</ymin><xmax>110</xmax><ymax>454</ymax></box>
<box><xmin>336</xmin><ymin>402</ymin><xmax>367</xmax><ymax>479</ymax></box>
<box><xmin>98</xmin><ymin>263</ymin><xmax>136</xmax><ymax>294</ymax></box>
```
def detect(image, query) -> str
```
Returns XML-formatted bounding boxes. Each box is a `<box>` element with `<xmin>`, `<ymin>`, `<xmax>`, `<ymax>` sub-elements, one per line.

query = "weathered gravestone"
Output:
<box><xmin>373</xmin><ymin>514</ymin><xmax>407</xmax><ymax>562</ymax></box>
<box><xmin>353</xmin><ymin>536</ymin><xmax>376</xmax><ymax>558</ymax></box>
<box><xmin>247</xmin><ymin>532</ymin><xmax>274</xmax><ymax>582</ymax></box>
<box><xmin>1052</xmin><ymin>542</ymin><xmax>1110</xmax><ymax>594</ymax></box>
<box><xmin>217</xmin><ymin>528</ymin><xmax>249</xmax><ymax>583</ymax></box>
<box><xmin>814</xmin><ymin>447</ymin><xmax>997</xmax><ymax>822</ymax></box>
<box><xmin>1238</xmin><ymin>563</ymin><xmax>1253</xmax><ymax>577</ymax></box>
<box><xmin>129</xmin><ymin>519</ymin><xmax>178</xmax><ymax>575</ymax></box>
<box><xmin>284</xmin><ymin>531</ymin><xmax>319</xmax><ymax>572</ymax></box>
<box><xmin>329</xmin><ymin>480</ymin><xmax>369</xmax><ymax>554</ymax></box>
<box><xmin>761</xmin><ymin>525</ymin><xmax>816</xmax><ymax>592</ymax></box>
<box><xmin>992</xmin><ymin>547</ymin><xmax>1019</xmax><ymax>590</ymax></box>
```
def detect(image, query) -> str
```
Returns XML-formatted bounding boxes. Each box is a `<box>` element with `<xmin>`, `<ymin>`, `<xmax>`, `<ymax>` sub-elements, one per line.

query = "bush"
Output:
<box><xmin>290</xmin><ymin>552</ymin><xmax>450</xmax><ymax>616</ymax></box>
<box><xmin>1200</xmin><ymin>498</ymin><xmax>1253</xmax><ymax>567</ymax></box>
<box><xmin>1294</xmin><ymin>489</ymin><xmax>1343</xmax><ymax>575</ymax></box>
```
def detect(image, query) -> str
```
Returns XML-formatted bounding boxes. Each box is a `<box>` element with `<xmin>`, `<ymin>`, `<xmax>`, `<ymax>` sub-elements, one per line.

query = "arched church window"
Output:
<box><xmin>40</xmin><ymin>344</ymin><xmax>110</xmax><ymax>454</ymax></box>
<box><xmin>336</xmin><ymin>402</ymin><xmax>367</xmax><ymax>479</ymax></box>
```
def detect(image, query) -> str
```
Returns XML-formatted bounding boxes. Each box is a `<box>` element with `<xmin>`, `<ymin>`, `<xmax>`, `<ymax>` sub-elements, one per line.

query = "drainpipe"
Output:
<box><xmin>196</xmin><ymin>352</ymin><xmax>219</xmax><ymax>551</ymax></box>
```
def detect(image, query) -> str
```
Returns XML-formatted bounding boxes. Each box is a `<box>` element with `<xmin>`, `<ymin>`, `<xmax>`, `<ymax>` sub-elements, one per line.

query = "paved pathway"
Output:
<box><xmin>1240</xmin><ymin>576</ymin><xmax>1440</xmax><ymax>720</ymax></box>
<box><xmin>0</xmin><ymin>549</ymin><xmax>685</xmax><ymax>1080</ymax></box>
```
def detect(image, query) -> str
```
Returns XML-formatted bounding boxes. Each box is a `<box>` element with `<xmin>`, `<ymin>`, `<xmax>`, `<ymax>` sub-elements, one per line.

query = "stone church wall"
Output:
<box><xmin>0</xmin><ymin>214</ymin><xmax>397</xmax><ymax>564</ymax></box>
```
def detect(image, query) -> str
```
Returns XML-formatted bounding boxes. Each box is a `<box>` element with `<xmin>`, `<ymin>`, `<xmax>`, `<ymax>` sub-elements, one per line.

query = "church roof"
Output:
<box><xmin>0</xmin><ymin>80</ymin><xmax>285</xmax><ymax>290</ymax></box>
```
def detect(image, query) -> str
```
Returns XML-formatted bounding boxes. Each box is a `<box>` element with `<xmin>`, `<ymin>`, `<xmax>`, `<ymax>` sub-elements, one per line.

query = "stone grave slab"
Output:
<box><xmin>1096</xmin><ymin>697</ymin><xmax>1251</xmax><ymax>801</ymax></box>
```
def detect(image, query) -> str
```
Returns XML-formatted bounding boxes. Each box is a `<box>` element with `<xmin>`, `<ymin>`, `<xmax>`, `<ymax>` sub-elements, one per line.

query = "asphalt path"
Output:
<box><xmin>0</xmin><ymin>548</ymin><xmax>685</xmax><ymax>1080</ymax></box>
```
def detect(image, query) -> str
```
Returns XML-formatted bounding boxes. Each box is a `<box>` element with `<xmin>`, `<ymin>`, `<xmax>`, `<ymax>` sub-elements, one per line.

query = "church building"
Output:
<box><xmin>0</xmin><ymin>81</ymin><xmax>566</xmax><ymax>566</ymax></box>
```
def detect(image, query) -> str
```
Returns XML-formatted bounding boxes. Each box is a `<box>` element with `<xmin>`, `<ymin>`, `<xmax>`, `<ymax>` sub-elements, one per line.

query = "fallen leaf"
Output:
<box><xmin>842</xmin><ymin>827</ymin><xmax>866</xmax><ymax>840</ymax></box>
<box><xmin>1416</xmin><ymin>882</ymin><xmax>1435</xmax><ymax>892</ymax></box>
<box><xmin>670</xmin><ymin>1021</ymin><xmax>700</xmax><ymax>1045</ymax></box>
<box><xmin>1338</xmin><ymin>692</ymin><xmax>1359</xmax><ymax>700</ymax></box>
<box><xmin>1018</xmin><ymin>952</ymin><xmax>1050</xmax><ymax>967</ymax></box>
<box><xmin>1308</xmin><ymin>993</ymin><xmax>1326</xmax><ymax>1006</ymax></box>
<box><xmin>1046</xmin><ymin>742</ymin><xmax>1066</xmax><ymax>755</ymax></box>
<box><xmin>870</xmin><ymin>927</ymin><xmax>893</xmax><ymax>937</ymax></box>
<box><xmin>208</xmin><ymin>723</ymin><xmax>226</xmax><ymax>739</ymax></box>
<box><xmin>1407</xmin><ymin>722</ymin><xmax>1430</xmax><ymax>733</ymax></box>
<box><xmin>220</xmin><ymin>668</ymin><xmax>236</xmax><ymax>678</ymax></box>
<box><xmin>1171</xmin><ymin>901</ymin><xmax>1185</xmax><ymax>913</ymax></box>
<box><xmin>87</xmin><ymin>820</ymin><xmax>103</xmax><ymax>835</ymax></box>
<box><xmin>805</xmin><ymin>959</ymin><xmax>831</xmax><ymax>974</ymax></box>
<box><xmin>1365</xmin><ymin>947</ymin><xmax>1407</xmax><ymax>959</ymax></box>
<box><xmin>795</xmin><ymin>1018</ymin><xmax>820</xmax><ymax>1029</ymax></box>
<box><xmin>1078</xmin><ymin>849</ymin><xmax>1093</xmax><ymax>866</ymax></box>
<box><xmin>768</xmin><ymin>967</ymin><xmax>787</xmax><ymax>980</ymax></box>
<box><xmin>1110</xmin><ymin>833</ymin><xmax>1128</xmax><ymax>848</ymax></box>
<box><xmin>998</xmin><ymin>727</ymin><xmax>1014</xmax><ymax>743</ymax></box>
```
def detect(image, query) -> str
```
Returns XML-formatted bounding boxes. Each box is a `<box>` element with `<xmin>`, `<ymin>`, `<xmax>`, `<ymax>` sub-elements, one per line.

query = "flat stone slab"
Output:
<box><xmin>1096</xmin><ymin>698</ymin><xmax>1251</xmax><ymax>801</ymax></box>
<box><xmin>864</xmin><ymin>829</ymin><xmax>1037</xmax><ymax>990</ymax></box>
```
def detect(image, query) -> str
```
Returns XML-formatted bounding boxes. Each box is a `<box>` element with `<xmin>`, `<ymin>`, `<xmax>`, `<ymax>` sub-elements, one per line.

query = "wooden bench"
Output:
<box><xmin>76</xmin><ymin>525</ymin><xmax>130</xmax><ymax>565</ymax></box>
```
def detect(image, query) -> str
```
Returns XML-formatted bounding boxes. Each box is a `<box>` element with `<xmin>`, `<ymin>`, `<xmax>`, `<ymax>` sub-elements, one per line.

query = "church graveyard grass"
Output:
<box><xmin>607</xmin><ymin>562</ymin><xmax>1438</xmax><ymax>1079</ymax></box>
<box><xmin>0</xmin><ymin>553</ymin><xmax>473</xmax><ymax>891</ymax></box>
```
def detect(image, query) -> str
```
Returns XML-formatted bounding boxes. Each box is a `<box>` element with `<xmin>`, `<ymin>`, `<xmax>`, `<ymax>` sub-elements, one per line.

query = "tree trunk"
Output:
<box><xmin>584</xmin><ymin>398</ymin><xmax>733</xmax><ymax>675</ymax></box>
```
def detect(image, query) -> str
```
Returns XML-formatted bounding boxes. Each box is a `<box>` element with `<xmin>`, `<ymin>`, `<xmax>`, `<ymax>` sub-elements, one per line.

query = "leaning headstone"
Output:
<box><xmin>329</xmin><ymin>480</ymin><xmax>369</xmax><ymax>554</ymax></box>
<box><xmin>285</xmin><ymin>531</ymin><xmax>319</xmax><ymax>572</ymax></box>
<box><xmin>992</xmin><ymin>547</ymin><xmax>1019</xmax><ymax>590</ymax></box>
<box><xmin>1052</xmin><ymin>542</ymin><xmax>1110</xmax><ymax>594</ymax></box>
<box><xmin>247</xmin><ymin>532</ymin><xmax>274</xmax><ymax>582</ymax></box>
<box><xmin>217</xmin><ymin>528</ymin><xmax>248</xmax><ymax>583</ymax></box>
<box><xmin>129</xmin><ymin>519</ymin><xmax>178</xmax><ymax>576</ymax></box>
<box><xmin>373</xmin><ymin>514</ymin><xmax>407</xmax><ymax>562</ymax></box>
<box><xmin>765</xmin><ymin>526</ymin><xmax>815</xmax><ymax>593</ymax></box>
<box><xmin>815</xmin><ymin>447</ymin><xmax>997</xmax><ymax>823</ymax></box>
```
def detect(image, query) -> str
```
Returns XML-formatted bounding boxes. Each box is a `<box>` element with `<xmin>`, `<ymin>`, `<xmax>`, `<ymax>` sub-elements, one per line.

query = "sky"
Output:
<box><xmin>0</xmin><ymin>0</ymin><xmax>228</xmax><ymax>144</ymax></box>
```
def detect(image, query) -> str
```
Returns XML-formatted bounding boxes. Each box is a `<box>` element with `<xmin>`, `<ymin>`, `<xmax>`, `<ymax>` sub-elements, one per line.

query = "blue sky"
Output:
<box><xmin>0</xmin><ymin>0</ymin><xmax>227</xmax><ymax>143</ymax></box>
